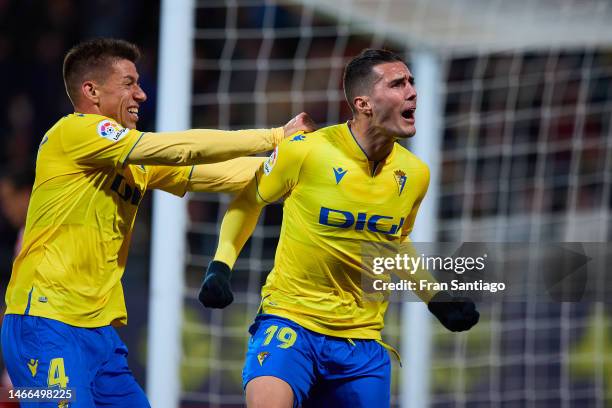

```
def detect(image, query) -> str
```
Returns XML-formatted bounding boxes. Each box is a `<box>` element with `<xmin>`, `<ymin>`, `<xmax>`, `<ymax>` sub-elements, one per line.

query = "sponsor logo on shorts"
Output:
<box><xmin>28</xmin><ymin>359</ymin><xmax>38</xmax><ymax>377</ymax></box>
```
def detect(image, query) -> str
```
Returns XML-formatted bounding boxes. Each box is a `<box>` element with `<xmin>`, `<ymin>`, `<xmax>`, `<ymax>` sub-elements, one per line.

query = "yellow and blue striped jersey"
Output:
<box><xmin>255</xmin><ymin>123</ymin><xmax>429</xmax><ymax>340</ymax></box>
<box><xmin>4</xmin><ymin>113</ymin><xmax>191</xmax><ymax>327</ymax></box>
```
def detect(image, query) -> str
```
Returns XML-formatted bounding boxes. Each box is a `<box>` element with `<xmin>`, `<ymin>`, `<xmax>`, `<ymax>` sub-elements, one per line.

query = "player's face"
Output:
<box><xmin>368</xmin><ymin>62</ymin><xmax>417</xmax><ymax>138</ymax></box>
<box><xmin>97</xmin><ymin>59</ymin><xmax>147</xmax><ymax>129</ymax></box>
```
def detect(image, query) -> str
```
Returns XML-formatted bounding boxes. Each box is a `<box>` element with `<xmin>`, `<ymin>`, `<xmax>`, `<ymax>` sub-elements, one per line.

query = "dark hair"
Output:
<box><xmin>63</xmin><ymin>38</ymin><xmax>141</xmax><ymax>105</ymax></box>
<box><xmin>343</xmin><ymin>49</ymin><xmax>407</xmax><ymax>114</ymax></box>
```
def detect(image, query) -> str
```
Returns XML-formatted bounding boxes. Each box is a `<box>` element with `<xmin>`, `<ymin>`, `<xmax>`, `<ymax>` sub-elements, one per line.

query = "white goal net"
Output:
<box><xmin>151</xmin><ymin>0</ymin><xmax>612</xmax><ymax>406</ymax></box>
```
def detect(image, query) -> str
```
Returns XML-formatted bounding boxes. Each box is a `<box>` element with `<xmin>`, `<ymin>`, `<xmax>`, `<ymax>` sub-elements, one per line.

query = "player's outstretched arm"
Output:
<box><xmin>215</xmin><ymin>179</ymin><xmax>266</xmax><ymax>269</ymax></box>
<box><xmin>187</xmin><ymin>157</ymin><xmax>266</xmax><ymax>194</ymax></box>
<box><xmin>125</xmin><ymin>112</ymin><xmax>315</xmax><ymax>166</ymax></box>
<box><xmin>198</xmin><ymin>135</ymin><xmax>307</xmax><ymax>308</ymax></box>
<box><xmin>198</xmin><ymin>178</ymin><xmax>267</xmax><ymax>308</ymax></box>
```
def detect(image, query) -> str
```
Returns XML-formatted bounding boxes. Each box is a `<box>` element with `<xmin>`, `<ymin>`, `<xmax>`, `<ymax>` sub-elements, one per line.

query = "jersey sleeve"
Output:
<box><xmin>60</xmin><ymin>115</ymin><xmax>143</xmax><ymax>168</ymax></box>
<box><xmin>146</xmin><ymin>165</ymin><xmax>193</xmax><ymax>197</ymax></box>
<box><xmin>213</xmin><ymin>134</ymin><xmax>311</xmax><ymax>267</ymax></box>
<box><xmin>123</xmin><ymin>127</ymin><xmax>284</xmax><ymax>166</ymax></box>
<box><xmin>187</xmin><ymin>157</ymin><xmax>265</xmax><ymax>194</ymax></box>
<box><xmin>254</xmin><ymin>135</ymin><xmax>310</xmax><ymax>203</ymax></box>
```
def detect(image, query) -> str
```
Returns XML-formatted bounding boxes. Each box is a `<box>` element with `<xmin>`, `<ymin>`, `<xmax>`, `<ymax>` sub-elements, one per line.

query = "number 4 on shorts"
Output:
<box><xmin>48</xmin><ymin>358</ymin><xmax>69</xmax><ymax>388</ymax></box>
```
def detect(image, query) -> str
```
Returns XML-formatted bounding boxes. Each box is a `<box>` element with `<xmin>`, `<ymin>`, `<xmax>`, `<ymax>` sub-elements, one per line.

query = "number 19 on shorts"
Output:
<box><xmin>262</xmin><ymin>325</ymin><xmax>297</xmax><ymax>349</ymax></box>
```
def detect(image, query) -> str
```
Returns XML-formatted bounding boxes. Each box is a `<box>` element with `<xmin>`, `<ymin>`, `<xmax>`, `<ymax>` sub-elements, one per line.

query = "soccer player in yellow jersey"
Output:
<box><xmin>199</xmin><ymin>49</ymin><xmax>479</xmax><ymax>407</ymax></box>
<box><xmin>0</xmin><ymin>38</ymin><xmax>315</xmax><ymax>407</ymax></box>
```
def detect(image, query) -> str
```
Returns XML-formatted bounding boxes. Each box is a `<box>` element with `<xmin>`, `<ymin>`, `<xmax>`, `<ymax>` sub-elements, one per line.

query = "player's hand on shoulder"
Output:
<box><xmin>283</xmin><ymin>112</ymin><xmax>317</xmax><ymax>138</ymax></box>
<box><xmin>427</xmin><ymin>290</ymin><xmax>479</xmax><ymax>332</ymax></box>
<box><xmin>198</xmin><ymin>260</ymin><xmax>234</xmax><ymax>308</ymax></box>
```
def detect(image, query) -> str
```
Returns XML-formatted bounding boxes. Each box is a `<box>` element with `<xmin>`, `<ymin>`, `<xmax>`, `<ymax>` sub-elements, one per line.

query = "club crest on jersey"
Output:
<box><xmin>97</xmin><ymin>119</ymin><xmax>128</xmax><ymax>142</ymax></box>
<box><xmin>257</xmin><ymin>351</ymin><xmax>270</xmax><ymax>366</ymax></box>
<box><xmin>394</xmin><ymin>170</ymin><xmax>407</xmax><ymax>195</ymax></box>
<box><xmin>263</xmin><ymin>147</ymin><xmax>278</xmax><ymax>175</ymax></box>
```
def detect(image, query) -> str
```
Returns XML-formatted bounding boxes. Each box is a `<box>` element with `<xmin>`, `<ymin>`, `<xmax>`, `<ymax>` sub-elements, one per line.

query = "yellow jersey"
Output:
<box><xmin>5</xmin><ymin>113</ymin><xmax>191</xmax><ymax>327</ymax></box>
<box><xmin>254</xmin><ymin>123</ymin><xmax>430</xmax><ymax>340</ymax></box>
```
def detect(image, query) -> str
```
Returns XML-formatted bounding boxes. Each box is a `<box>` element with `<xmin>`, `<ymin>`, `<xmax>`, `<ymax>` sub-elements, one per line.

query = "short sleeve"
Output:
<box><xmin>146</xmin><ymin>165</ymin><xmax>193</xmax><ymax>197</ymax></box>
<box><xmin>255</xmin><ymin>134</ymin><xmax>311</xmax><ymax>203</ymax></box>
<box><xmin>60</xmin><ymin>114</ymin><xmax>143</xmax><ymax>168</ymax></box>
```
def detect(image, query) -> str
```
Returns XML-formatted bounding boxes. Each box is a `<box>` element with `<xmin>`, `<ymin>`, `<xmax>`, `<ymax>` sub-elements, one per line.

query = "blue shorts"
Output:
<box><xmin>242</xmin><ymin>314</ymin><xmax>391</xmax><ymax>408</ymax></box>
<box><xmin>1</xmin><ymin>314</ymin><xmax>149</xmax><ymax>408</ymax></box>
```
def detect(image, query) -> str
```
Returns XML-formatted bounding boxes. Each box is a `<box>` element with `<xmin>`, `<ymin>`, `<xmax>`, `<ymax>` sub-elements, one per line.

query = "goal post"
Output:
<box><xmin>147</xmin><ymin>1</ymin><xmax>194</xmax><ymax>407</ymax></box>
<box><xmin>403</xmin><ymin>50</ymin><xmax>445</xmax><ymax>408</ymax></box>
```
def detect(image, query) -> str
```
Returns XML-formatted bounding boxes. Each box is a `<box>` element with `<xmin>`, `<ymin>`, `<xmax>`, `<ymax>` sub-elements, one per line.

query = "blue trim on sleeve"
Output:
<box><xmin>183</xmin><ymin>165</ymin><xmax>195</xmax><ymax>195</ymax></box>
<box><xmin>255</xmin><ymin>173</ymin><xmax>274</xmax><ymax>204</ymax></box>
<box><xmin>122</xmin><ymin>132</ymin><xmax>145</xmax><ymax>168</ymax></box>
<box><xmin>187</xmin><ymin>165</ymin><xmax>195</xmax><ymax>182</ymax></box>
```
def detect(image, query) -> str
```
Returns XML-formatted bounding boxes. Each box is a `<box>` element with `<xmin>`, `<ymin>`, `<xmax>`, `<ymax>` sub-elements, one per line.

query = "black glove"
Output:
<box><xmin>427</xmin><ymin>291</ymin><xmax>479</xmax><ymax>332</ymax></box>
<box><xmin>198</xmin><ymin>261</ymin><xmax>234</xmax><ymax>308</ymax></box>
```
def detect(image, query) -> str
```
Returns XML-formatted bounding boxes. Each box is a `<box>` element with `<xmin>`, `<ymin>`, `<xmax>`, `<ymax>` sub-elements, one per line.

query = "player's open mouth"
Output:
<box><xmin>127</xmin><ymin>107</ymin><xmax>139</xmax><ymax>122</ymax></box>
<box><xmin>401</xmin><ymin>108</ymin><xmax>415</xmax><ymax>122</ymax></box>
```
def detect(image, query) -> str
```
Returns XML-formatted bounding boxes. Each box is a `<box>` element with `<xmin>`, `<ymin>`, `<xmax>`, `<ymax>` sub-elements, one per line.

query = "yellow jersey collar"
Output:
<box><xmin>342</xmin><ymin>121</ymin><xmax>398</xmax><ymax>175</ymax></box>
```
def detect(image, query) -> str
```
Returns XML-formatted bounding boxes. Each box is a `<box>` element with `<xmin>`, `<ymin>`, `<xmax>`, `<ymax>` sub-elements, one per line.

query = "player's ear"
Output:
<box><xmin>353</xmin><ymin>96</ymin><xmax>372</xmax><ymax>116</ymax></box>
<box><xmin>82</xmin><ymin>81</ymin><xmax>100</xmax><ymax>105</ymax></box>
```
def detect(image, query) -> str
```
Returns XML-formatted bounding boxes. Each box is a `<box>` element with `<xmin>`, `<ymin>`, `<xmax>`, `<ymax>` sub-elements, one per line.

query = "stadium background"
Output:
<box><xmin>1</xmin><ymin>0</ymin><xmax>612</xmax><ymax>407</ymax></box>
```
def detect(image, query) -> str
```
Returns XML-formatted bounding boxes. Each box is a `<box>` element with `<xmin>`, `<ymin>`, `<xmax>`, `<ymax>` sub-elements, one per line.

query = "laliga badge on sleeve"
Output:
<box><xmin>97</xmin><ymin>119</ymin><xmax>128</xmax><ymax>142</ymax></box>
<box><xmin>263</xmin><ymin>146</ymin><xmax>279</xmax><ymax>175</ymax></box>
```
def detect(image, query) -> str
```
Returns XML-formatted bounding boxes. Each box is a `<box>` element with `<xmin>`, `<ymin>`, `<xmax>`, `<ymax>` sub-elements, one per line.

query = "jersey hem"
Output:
<box><xmin>3</xmin><ymin>310</ymin><xmax>127</xmax><ymax>329</ymax></box>
<box><xmin>261</xmin><ymin>308</ymin><xmax>383</xmax><ymax>340</ymax></box>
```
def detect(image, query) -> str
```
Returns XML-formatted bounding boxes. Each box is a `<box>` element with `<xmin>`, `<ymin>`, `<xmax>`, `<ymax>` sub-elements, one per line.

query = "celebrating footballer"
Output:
<box><xmin>199</xmin><ymin>49</ymin><xmax>480</xmax><ymax>407</ymax></box>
